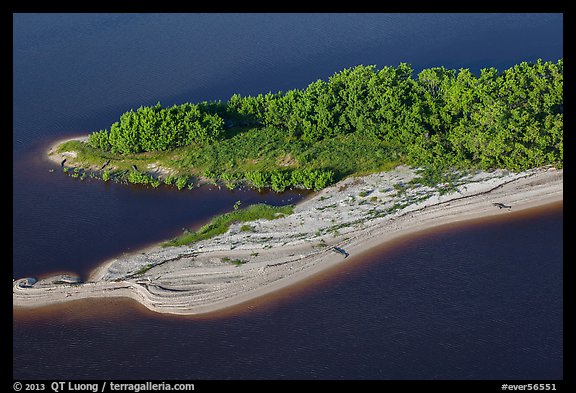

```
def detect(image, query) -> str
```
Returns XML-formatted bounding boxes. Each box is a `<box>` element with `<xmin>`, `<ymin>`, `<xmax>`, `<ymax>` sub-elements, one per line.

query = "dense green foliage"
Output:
<box><xmin>86</xmin><ymin>59</ymin><xmax>562</xmax><ymax>190</ymax></box>
<box><xmin>89</xmin><ymin>102</ymin><xmax>225</xmax><ymax>153</ymax></box>
<box><xmin>127</xmin><ymin>170</ymin><xmax>161</xmax><ymax>187</ymax></box>
<box><xmin>164</xmin><ymin>203</ymin><xmax>294</xmax><ymax>246</ymax></box>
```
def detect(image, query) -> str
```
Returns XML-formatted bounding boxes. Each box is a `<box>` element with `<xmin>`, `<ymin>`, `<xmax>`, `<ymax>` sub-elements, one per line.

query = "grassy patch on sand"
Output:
<box><xmin>163</xmin><ymin>203</ymin><xmax>294</xmax><ymax>247</ymax></box>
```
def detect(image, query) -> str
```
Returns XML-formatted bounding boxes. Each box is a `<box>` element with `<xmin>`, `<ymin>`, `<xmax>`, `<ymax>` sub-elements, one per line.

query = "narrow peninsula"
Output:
<box><xmin>14</xmin><ymin>60</ymin><xmax>563</xmax><ymax>315</ymax></box>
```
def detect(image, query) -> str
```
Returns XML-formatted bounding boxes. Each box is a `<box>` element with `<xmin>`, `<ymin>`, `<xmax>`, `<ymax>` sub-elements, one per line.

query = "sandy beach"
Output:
<box><xmin>14</xmin><ymin>138</ymin><xmax>563</xmax><ymax>315</ymax></box>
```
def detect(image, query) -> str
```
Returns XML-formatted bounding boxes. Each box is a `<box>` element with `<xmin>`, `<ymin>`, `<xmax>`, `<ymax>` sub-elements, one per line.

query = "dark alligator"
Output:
<box><xmin>333</xmin><ymin>246</ymin><xmax>349</xmax><ymax>258</ymax></box>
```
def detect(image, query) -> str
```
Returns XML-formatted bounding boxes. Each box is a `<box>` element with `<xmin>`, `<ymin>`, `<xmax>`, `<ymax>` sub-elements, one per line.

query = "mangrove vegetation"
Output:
<box><xmin>58</xmin><ymin>59</ymin><xmax>563</xmax><ymax>192</ymax></box>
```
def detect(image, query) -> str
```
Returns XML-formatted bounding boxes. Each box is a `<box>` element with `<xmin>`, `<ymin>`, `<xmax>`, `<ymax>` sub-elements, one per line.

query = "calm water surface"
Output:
<box><xmin>13</xmin><ymin>13</ymin><xmax>563</xmax><ymax>380</ymax></box>
<box><xmin>13</xmin><ymin>204</ymin><xmax>563</xmax><ymax>379</ymax></box>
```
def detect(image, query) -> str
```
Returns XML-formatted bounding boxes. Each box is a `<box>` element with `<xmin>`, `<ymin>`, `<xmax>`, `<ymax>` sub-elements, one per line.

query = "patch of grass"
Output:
<box><xmin>410</xmin><ymin>167</ymin><xmax>466</xmax><ymax>195</ymax></box>
<box><xmin>222</xmin><ymin>256</ymin><xmax>247</xmax><ymax>265</ymax></box>
<box><xmin>134</xmin><ymin>263</ymin><xmax>154</xmax><ymax>276</ymax></box>
<box><xmin>57</xmin><ymin>140</ymin><xmax>119</xmax><ymax>168</ymax></box>
<box><xmin>316</xmin><ymin>203</ymin><xmax>337</xmax><ymax>211</ymax></box>
<box><xmin>229</xmin><ymin>258</ymin><xmax>248</xmax><ymax>266</ymax></box>
<box><xmin>163</xmin><ymin>203</ymin><xmax>294</xmax><ymax>247</ymax></box>
<box><xmin>56</xmin><ymin>140</ymin><xmax>192</xmax><ymax>187</ymax></box>
<box><xmin>393</xmin><ymin>182</ymin><xmax>407</xmax><ymax>195</ymax></box>
<box><xmin>240</xmin><ymin>224</ymin><xmax>252</xmax><ymax>232</ymax></box>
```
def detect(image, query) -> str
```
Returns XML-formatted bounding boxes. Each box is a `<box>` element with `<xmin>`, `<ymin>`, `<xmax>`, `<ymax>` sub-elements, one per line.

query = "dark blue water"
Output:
<box><xmin>13</xmin><ymin>204</ymin><xmax>563</xmax><ymax>380</ymax></box>
<box><xmin>13</xmin><ymin>13</ymin><xmax>563</xmax><ymax>380</ymax></box>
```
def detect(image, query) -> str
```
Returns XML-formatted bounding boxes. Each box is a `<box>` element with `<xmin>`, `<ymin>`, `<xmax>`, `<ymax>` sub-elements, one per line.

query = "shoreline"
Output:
<box><xmin>45</xmin><ymin>134</ymin><xmax>89</xmax><ymax>163</ymax></box>
<box><xmin>14</xmin><ymin>138</ymin><xmax>564</xmax><ymax>316</ymax></box>
<box><xmin>20</xmin><ymin>202</ymin><xmax>564</xmax><ymax>321</ymax></box>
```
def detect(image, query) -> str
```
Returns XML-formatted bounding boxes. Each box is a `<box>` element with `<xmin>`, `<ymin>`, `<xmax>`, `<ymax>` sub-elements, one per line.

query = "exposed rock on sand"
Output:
<box><xmin>13</xmin><ymin>164</ymin><xmax>563</xmax><ymax>316</ymax></box>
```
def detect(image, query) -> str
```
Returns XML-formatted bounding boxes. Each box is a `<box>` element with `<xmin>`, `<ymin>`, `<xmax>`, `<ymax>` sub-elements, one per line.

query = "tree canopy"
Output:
<box><xmin>87</xmin><ymin>59</ymin><xmax>563</xmax><ymax>191</ymax></box>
